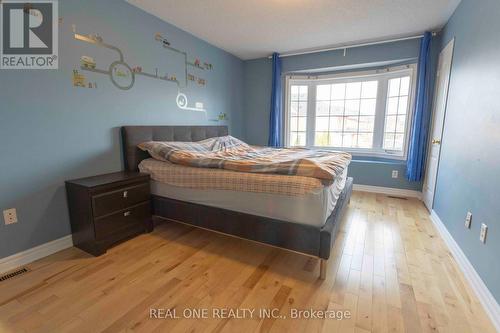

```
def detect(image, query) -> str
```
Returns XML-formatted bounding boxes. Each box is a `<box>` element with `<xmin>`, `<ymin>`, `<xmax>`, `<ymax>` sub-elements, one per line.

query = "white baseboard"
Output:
<box><xmin>430</xmin><ymin>210</ymin><xmax>500</xmax><ymax>331</ymax></box>
<box><xmin>353</xmin><ymin>184</ymin><xmax>422</xmax><ymax>199</ymax></box>
<box><xmin>0</xmin><ymin>235</ymin><xmax>73</xmax><ymax>275</ymax></box>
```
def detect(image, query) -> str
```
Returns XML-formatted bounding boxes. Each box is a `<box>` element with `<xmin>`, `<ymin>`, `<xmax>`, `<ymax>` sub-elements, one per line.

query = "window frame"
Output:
<box><xmin>284</xmin><ymin>64</ymin><xmax>417</xmax><ymax>160</ymax></box>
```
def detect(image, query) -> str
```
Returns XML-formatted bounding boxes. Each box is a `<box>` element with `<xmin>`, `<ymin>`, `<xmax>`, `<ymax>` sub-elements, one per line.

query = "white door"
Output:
<box><xmin>423</xmin><ymin>39</ymin><xmax>454</xmax><ymax>211</ymax></box>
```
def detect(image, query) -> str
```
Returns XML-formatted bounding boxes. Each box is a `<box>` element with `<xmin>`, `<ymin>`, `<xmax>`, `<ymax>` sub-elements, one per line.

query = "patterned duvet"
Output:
<box><xmin>138</xmin><ymin>136</ymin><xmax>351</xmax><ymax>185</ymax></box>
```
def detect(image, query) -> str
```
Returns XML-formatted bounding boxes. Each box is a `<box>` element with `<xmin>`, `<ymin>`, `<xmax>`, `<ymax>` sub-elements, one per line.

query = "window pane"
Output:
<box><xmin>291</xmin><ymin>86</ymin><xmax>299</xmax><ymax>101</ymax></box>
<box><xmin>331</xmin><ymin>101</ymin><xmax>344</xmax><ymax>115</ymax></box>
<box><xmin>290</xmin><ymin>84</ymin><xmax>308</xmax><ymax>153</ymax></box>
<box><xmin>329</xmin><ymin>116</ymin><xmax>343</xmax><ymax>131</ymax></box>
<box><xmin>315</xmin><ymin>117</ymin><xmax>329</xmax><ymax>131</ymax></box>
<box><xmin>394</xmin><ymin>134</ymin><xmax>404</xmax><ymax>151</ymax></box>
<box><xmin>345</xmin><ymin>100</ymin><xmax>360</xmax><ymax>116</ymax></box>
<box><xmin>398</xmin><ymin>96</ymin><xmax>408</xmax><ymax>114</ymax></box>
<box><xmin>357</xmin><ymin>133</ymin><xmax>373</xmax><ymax>148</ymax></box>
<box><xmin>360</xmin><ymin>99</ymin><xmax>376</xmax><ymax>115</ymax></box>
<box><xmin>317</xmin><ymin>85</ymin><xmax>331</xmax><ymax>101</ymax></box>
<box><xmin>330</xmin><ymin>132</ymin><xmax>342</xmax><ymax>147</ymax></box>
<box><xmin>359</xmin><ymin>116</ymin><xmax>375</xmax><ymax>132</ymax></box>
<box><xmin>311</xmin><ymin>78</ymin><xmax>381</xmax><ymax>150</ymax></box>
<box><xmin>290</xmin><ymin>117</ymin><xmax>298</xmax><ymax>131</ymax></box>
<box><xmin>385</xmin><ymin>115</ymin><xmax>397</xmax><ymax>133</ymax></box>
<box><xmin>316</xmin><ymin>101</ymin><xmax>330</xmax><ymax>116</ymax></box>
<box><xmin>315</xmin><ymin>132</ymin><xmax>329</xmax><ymax>146</ymax></box>
<box><xmin>332</xmin><ymin>84</ymin><xmax>345</xmax><ymax>100</ymax></box>
<box><xmin>299</xmin><ymin>86</ymin><xmax>308</xmax><ymax>100</ymax></box>
<box><xmin>289</xmin><ymin>85</ymin><xmax>309</xmax><ymax>148</ymax></box>
<box><xmin>298</xmin><ymin>132</ymin><xmax>306</xmax><ymax>146</ymax></box>
<box><xmin>290</xmin><ymin>132</ymin><xmax>306</xmax><ymax>147</ymax></box>
<box><xmin>290</xmin><ymin>102</ymin><xmax>297</xmax><ymax>116</ymax></box>
<box><xmin>400</xmin><ymin>76</ymin><xmax>410</xmax><ymax>96</ymax></box>
<box><xmin>361</xmin><ymin>81</ymin><xmax>378</xmax><ymax>99</ymax></box>
<box><xmin>387</xmin><ymin>97</ymin><xmax>399</xmax><ymax>115</ymax></box>
<box><xmin>346</xmin><ymin>82</ymin><xmax>361</xmax><ymax>99</ymax></box>
<box><xmin>383</xmin><ymin>75</ymin><xmax>411</xmax><ymax>153</ymax></box>
<box><xmin>342</xmin><ymin>133</ymin><xmax>357</xmax><ymax>148</ymax></box>
<box><xmin>396</xmin><ymin>115</ymin><xmax>406</xmax><ymax>132</ymax></box>
<box><xmin>344</xmin><ymin>116</ymin><xmax>358</xmax><ymax>132</ymax></box>
<box><xmin>298</xmin><ymin>117</ymin><xmax>307</xmax><ymax>131</ymax></box>
<box><xmin>384</xmin><ymin>133</ymin><xmax>395</xmax><ymax>150</ymax></box>
<box><xmin>298</xmin><ymin>102</ymin><xmax>307</xmax><ymax>116</ymax></box>
<box><xmin>388</xmin><ymin>78</ymin><xmax>401</xmax><ymax>97</ymax></box>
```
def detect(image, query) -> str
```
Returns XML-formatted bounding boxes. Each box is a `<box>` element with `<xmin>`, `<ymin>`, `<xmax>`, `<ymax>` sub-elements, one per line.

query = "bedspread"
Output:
<box><xmin>138</xmin><ymin>136</ymin><xmax>351</xmax><ymax>184</ymax></box>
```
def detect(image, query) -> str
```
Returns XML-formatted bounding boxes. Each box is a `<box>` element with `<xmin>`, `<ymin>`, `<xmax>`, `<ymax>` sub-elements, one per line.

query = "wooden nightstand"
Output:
<box><xmin>65</xmin><ymin>171</ymin><xmax>152</xmax><ymax>256</ymax></box>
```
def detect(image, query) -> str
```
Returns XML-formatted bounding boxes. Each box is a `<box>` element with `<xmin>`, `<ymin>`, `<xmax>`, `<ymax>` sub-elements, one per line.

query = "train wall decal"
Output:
<box><xmin>72</xmin><ymin>26</ymin><xmax>212</xmax><ymax>112</ymax></box>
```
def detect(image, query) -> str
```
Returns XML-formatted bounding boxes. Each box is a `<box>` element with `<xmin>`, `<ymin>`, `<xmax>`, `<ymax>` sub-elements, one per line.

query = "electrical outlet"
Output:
<box><xmin>465</xmin><ymin>211</ymin><xmax>472</xmax><ymax>229</ymax></box>
<box><xmin>3</xmin><ymin>208</ymin><xmax>18</xmax><ymax>225</ymax></box>
<box><xmin>392</xmin><ymin>170</ymin><xmax>398</xmax><ymax>179</ymax></box>
<box><xmin>480</xmin><ymin>223</ymin><xmax>488</xmax><ymax>243</ymax></box>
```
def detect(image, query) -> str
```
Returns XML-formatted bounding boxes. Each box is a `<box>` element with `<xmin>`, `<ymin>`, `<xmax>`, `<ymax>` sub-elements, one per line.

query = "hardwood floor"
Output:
<box><xmin>0</xmin><ymin>192</ymin><xmax>495</xmax><ymax>333</ymax></box>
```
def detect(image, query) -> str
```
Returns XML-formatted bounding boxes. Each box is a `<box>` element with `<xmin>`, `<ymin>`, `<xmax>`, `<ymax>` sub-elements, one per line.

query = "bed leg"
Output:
<box><xmin>319</xmin><ymin>259</ymin><xmax>328</xmax><ymax>280</ymax></box>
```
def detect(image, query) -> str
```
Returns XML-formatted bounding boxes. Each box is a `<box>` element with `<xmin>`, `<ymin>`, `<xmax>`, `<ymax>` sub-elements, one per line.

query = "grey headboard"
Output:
<box><xmin>121</xmin><ymin>125</ymin><xmax>228</xmax><ymax>171</ymax></box>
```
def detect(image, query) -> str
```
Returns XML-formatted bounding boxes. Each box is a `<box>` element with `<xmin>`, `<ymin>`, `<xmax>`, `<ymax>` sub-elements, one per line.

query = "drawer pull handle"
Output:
<box><xmin>124</xmin><ymin>211</ymin><xmax>131</xmax><ymax>217</ymax></box>
<box><xmin>123</xmin><ymin>191</ymin><xmax>128</xmax><ymax>198</ymax></box>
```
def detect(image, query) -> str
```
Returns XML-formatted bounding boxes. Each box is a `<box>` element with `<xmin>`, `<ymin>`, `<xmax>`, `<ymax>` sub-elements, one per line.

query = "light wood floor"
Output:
<box><xmin>0</xmin><ymin>192</ymin><xmax>495</xmax><ymax>333</ymax></box>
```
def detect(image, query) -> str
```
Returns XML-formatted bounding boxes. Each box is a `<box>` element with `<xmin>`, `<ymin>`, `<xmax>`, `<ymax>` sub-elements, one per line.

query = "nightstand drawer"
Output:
<box><xmin>92</xmin><ymin>183</ymin><xmax>150</xmax><ymax>217</ymax></box>
<box><xmin>94</xmin><ymin>202</ymin><xmax>150</xmax><ymax>240</ymax></box>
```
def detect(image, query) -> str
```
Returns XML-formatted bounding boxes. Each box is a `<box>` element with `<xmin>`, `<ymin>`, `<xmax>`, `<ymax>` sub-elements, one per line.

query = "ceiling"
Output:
<box><xmin>127</xmin><ymin>0</ymin><xmax>460</xmax><ymax>60</ymax></box>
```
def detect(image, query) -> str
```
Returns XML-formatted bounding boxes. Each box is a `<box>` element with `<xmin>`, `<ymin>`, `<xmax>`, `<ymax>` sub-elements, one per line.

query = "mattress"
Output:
<box><xmin>139</xmin><ymin>158</ymin><xmax>324</xmax><ymax>196</ymax></box>
<box><xmin>149</xmin><ymin>168</ymin><xmax>347</xmax><ymax>227</ymax></box>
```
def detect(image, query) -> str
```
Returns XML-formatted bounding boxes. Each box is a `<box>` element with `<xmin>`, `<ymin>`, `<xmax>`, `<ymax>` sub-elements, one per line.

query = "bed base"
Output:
<box><xmin>320</xmin><ymin>259</ymin><xmax>328</xmax><ymax>280</ymax></box>
<box><xmin>151</xmin><ymin>177</ymin><xmax>353</xmax><ymax>279</ymax></box>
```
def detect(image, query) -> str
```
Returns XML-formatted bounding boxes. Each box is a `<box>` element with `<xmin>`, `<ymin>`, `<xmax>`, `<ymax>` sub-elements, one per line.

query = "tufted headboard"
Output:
<box><xmin>121</xmin><ymin>125</ymin><xmax>228</xmax><ymax>171</ymax></box>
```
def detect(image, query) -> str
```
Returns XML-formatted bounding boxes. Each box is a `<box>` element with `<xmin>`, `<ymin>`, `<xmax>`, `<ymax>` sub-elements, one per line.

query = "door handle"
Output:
<box><xmin>432</xmin><ymin>139</ymin><xmax>441</xmax><ymax>145</ymax></box>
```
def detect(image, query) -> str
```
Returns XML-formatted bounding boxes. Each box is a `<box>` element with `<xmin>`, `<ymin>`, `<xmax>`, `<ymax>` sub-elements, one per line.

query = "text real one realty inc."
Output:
<box><xmin>150</xmin><ymin>308</ymin><xmax>352</xmax><ymax>320</ymax></box>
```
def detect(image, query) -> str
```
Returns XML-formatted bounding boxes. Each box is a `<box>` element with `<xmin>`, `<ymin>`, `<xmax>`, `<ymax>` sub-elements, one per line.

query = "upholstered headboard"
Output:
<box><xmin>121</xmin><ymin>125</ymin><xmax>228</xmax><ymax>171</ymax></box>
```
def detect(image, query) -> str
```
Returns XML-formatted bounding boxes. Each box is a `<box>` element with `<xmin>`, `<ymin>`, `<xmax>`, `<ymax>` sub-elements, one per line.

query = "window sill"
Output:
<box><xmin>305</xmin><ymin>146</ymin><xmax>407</xmax><ymax>161</ymax></box>
<box><xmin>351</xmin><ymin>157</ymin><xmax>407</xmax><ymax>165</ymax></box>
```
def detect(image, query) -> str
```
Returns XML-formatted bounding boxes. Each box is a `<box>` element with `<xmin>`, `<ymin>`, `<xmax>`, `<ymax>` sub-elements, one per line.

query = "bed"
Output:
<box><xmin>121</xmin><ymin>125</ymin><xmax>353</xmax><ymax>279</ymax></box>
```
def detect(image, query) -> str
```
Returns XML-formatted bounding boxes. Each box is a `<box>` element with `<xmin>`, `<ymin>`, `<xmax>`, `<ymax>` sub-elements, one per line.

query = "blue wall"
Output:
<box><xmin>243</xmin><ymin>39</ymin><xmax>430</xmax><ymax>190</ymax></box>
<box><xmin>0</xmin><ymin>0</ymin><xmax>244</xmax><ymax>258</ymax></box>
<box><xmin>433</xmin><ymin>0</ymin><xmax>500</xmax><ymax>303</ymax></box>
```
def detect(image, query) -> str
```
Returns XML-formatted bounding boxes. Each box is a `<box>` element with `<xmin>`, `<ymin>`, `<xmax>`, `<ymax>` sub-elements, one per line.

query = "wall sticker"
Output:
<box><xmin>71</xmin><ymin>25</ymin><xmax>212</xmax><ymax>112</ymax></box>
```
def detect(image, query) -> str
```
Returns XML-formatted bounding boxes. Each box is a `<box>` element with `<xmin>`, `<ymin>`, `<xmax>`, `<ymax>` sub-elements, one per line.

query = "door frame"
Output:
<box><xmin>423</xmin><ymin>38</ymin><xmax>455</xmax><ymax>210</ymax></box>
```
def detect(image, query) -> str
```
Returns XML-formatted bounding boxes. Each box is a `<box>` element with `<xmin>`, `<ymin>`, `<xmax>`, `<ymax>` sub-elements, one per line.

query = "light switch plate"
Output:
<box><xmin>392</xmin><ymin>170</ymin><xmax>398</xmax><ymax>179</ymax></box>
<box><xmin>465</xmin><ymin>212</ymin><xmax>472</xmax><ymax>229</ymax></box>
<box><xmin>480</xmin><ymin>223</ymin><xmax>488</xmax><ymax>243</ymax></box>
<box><xmin>3</xmin><ymin>208</ymin><xmax>18</xmax><ymax>225</ymax></box>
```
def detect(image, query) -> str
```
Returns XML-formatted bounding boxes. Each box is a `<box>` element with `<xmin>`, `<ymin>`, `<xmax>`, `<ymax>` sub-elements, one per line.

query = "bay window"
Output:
<box><xmin>284</xmin><ymin>65</ymin><xmax>416</xmax><ymax>159</ymax></box>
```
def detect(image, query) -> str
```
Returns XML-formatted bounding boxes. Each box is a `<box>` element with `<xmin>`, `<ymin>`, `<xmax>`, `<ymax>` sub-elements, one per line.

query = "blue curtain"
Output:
<box><xmin>406</xmin><ymin>32</ymin><xmax>432</xmax><ymax>181</ymax></box>
<box><xmin>268</xmin><ymin>52</ymin><xmax>283</xmax><ymax>147</ymax></box>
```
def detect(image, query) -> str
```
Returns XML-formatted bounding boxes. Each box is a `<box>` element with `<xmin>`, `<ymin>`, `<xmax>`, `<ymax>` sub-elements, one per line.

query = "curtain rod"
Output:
<box><xmin>268</xmin><ymin>33</ymin><xmax>436</xmax><ymax>59</ymax></box>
